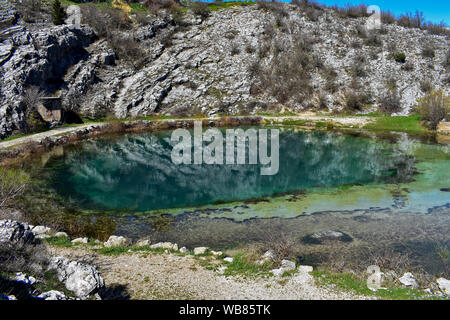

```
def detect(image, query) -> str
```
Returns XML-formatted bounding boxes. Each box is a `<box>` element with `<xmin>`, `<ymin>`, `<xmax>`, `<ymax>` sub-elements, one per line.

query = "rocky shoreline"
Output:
<box><xmin>1</xmin><ymin>219</ymin><xmax>449</xmax><ymax>300</ymax></box>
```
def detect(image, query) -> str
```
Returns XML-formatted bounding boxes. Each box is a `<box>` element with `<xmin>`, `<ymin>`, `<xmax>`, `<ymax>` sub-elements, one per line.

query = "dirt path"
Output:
<box><xmin>0</xmin><ymin>114</ymin><xmax>373</xmax><ymax>150</ymax></box>
<box><xmin>50</xmin><ymin>247</ymin><xmax>371</xmax><ymax>300</ymax></box>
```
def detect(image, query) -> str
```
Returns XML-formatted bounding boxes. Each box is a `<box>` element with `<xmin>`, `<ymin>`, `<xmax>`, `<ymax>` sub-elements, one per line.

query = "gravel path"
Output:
<box><xmin>50</xmin><ymin>247</ymin><xmax>372</xmax><ymax>300</ymax></box>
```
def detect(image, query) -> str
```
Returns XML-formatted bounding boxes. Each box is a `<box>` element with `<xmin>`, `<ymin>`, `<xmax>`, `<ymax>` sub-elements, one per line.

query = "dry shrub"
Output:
<box><xmin>332</xmin><ymin>4</ymin><xmax>368</xmax><ymax>19</ymax></box>
<box><xmin>144</xmin><ymin>0</ymin><xmax>178</xmax><ymax>15</ymax></box>
<box><xmin>415</xmin><ymin>90</ymin><xmax>450</xmax><ymax>130</ymax></box>
<box><xmin>80</xmin><ymin>4</ymin><xmax>131</xmax><ymax>37</ymax></box>
<box><xmin>190</xmin><ymin>2</ymin><xmax>211</xmax><ymax>20</ymax></box>
<box><xmin>0</xmin><ymin>242</ymin><xmax>49</xmax><ymax>278</ymax></box>
<box><xmin>107</xmin><ymin>33</ymin><xmax>146</xmax><ymax>69</ymax></box>
<box><xmin>422</xmin><ymin>45</ymin><xmax>436</xmax><ymax>58</ymax></box>
<box><xmin>378</xmin><ymin>90</ymin><xmax>402</xmax><ymax>114</ymax></box>
<box><xmin>345</xmin><ymin>92</ymin><xmax>371</xmax><ymax>111</ymax></box>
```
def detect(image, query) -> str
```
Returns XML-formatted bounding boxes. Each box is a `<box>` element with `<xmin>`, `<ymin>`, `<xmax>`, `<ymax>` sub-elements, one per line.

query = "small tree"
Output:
<box><xmin>415</xmin><ymin>90</ymin><xmax>450</xmax><ymax>130</ymax></box>
<box><xmin>0</xmin><ymin>168</ymin><xmax>29</xmax><ymax>209</ymax></box>
<box><xmin>51</xmin><ymin>0</ymin><xmax>67</xmax><ymax>25</ymax></box>
<box><xmin>21</xmin><ymin>86</ymin><xmax>47</xmax><ymax>133</ymax></box>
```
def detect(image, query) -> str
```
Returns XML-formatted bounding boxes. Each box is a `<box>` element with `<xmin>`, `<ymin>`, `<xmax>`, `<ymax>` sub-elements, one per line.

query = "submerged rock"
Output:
<box><xmin>301</xmin><ymin>230</ymin><xmax>353</xmax><ymax>244</ymax></box>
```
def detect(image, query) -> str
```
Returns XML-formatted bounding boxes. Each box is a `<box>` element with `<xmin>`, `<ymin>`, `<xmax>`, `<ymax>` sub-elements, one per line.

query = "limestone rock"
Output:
<box><xmin>179</xmin><ymin>246</ymin><xmax>188</xmax><ymax>253</ymax></box>
<box><xmin>194</xmin><ymin>247</ymin><xmax>209</xmax><ymax>255</ymax></box>
<box><xmin>104</xmin><ymin>235</ymin><xmax>131</xmax><ymax>247</ymax></box>
<box><xmin>436</xmin><ymin>278</ymin><xmax>450</xmax><ymax>296</ymax></box>
<box><xmin>31</xmin><ymin>226</ymin><xmax>51</xmax><ymax>235</ymax></box>
<box><xmin>150</xmin><ymin>242</ymin><xmax>177</xmax><ymax>250</ymax></box>
<box><xmin>0</xmin><ymin>220</ymin><xmax>34</xmax><ymax>244</ymax></box>
<box><xmin>37</xmin><ymin>290</ymin><xmax>72</xmax><ymax>300</ymax></box>
<box><xmin>71</xmin><ymin>237</ymin><xmax>88</xmax><ymax>244</ymax></box>
<box><xmin>280</xmin><ymin>260</ymin><xmax>296</xmax><ymax>271</ymax></box>
<box><xmin>48</xmin><ymin>256</ymin><xmax>105</xmax><ymax>299</ymax></box>
<box><xmin>54</xmin><ymin>232</ymin><xmax>69</xmax><ymax>238</ymax></box>
<box><xmin>399</xmin><ymin>272</ymin><xmax>419</xmax><ymax>289</ymax></box>
<box><xmin>135</xmin><ymin>239</ymin><xmax>151</xmax><ymax>247</ymax></box>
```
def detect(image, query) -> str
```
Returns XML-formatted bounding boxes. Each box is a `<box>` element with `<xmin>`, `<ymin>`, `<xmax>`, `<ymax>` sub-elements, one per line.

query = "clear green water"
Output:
<box><xmin>41</xmin><ymin>128</ymin><xmax>432</xmax><ymax>213</ymax></box>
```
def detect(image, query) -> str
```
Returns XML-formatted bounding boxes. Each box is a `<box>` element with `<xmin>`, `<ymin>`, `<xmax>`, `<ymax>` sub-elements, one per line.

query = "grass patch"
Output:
<box><xmin>363</xmin><ymin>115</ymin><xmax>428</xmax><ymax>134</ymax></box>
<box><xmin>312</xmin><ymin>271</ymin><xmax>439</xmax><ymax>300</ymax></box>
<box><xmin>222</xmin><ymin>253</ymin><xmax>273</xmax><ymax>278</ymax></box>
<box><xmin>46</xmin><ymin>236</ymin><xmax>72</xmax><ymax>248</ymax></box>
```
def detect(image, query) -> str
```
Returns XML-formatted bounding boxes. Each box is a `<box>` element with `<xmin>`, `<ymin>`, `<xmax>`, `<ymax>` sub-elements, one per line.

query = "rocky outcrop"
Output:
<box><xmin>0</xmin><ymin>24</ymin><xmax>95</xmax><ymax>137</ymax></box>
<box><xmin>0</xmin><ymin>3</ymin><xmax>449</xmax><ymax>138</ymax></box>
<box><xmin>0</xmin><ymin>219</ymin><xmax>35</xmax><ymax>244</ymax></box>
<box><xmin>48</xmin><ymin>256</ymin><xmax>105</xmax><ymax>299</ymax></box>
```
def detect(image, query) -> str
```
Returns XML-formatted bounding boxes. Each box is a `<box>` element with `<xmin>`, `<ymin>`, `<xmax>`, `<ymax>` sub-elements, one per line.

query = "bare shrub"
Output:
<box><xmin>190</xmin><ymin>2</ymin><xmax>211</xmax><ymax>20</ymax></box>
<box><xmin>107</xmin><ymin>33</ymin><xmax>146</xmax><ymax>69</ymax></box>
<box><xmin>364</xmin><ymin>34</ymin><xmax>383</xmax><ymax>47</ymax></box>
<box><xmin>381</xmin><ymin>10</ymin><xmax>396</xmax><ymax>24</ymax></box>
<box><xmin>364</xmin><ymin>247</ymin><xmax>412</xmax><ymax>276</ymax></box>
<box><xmin>16</xmin><ymin>0</ymin><xmax>43</xmax><ymax>23</ymax></box>
<box><xmin>21</xmin><ymin>86</ymin><xmax>47</xmax><ymax>134</ymax></box>
<box><xmin>378</xmin><ymin>90</ymin><xmax>402</xmax><ymax>114</ymax></box>
<box><xmin>144</xmin><ymin>0</ymin><xmax>178</xmax><ymax>16</ymax></box>
<box><xmin>259</xmin><ymin>36</ymin><xmax>317</xmax><ymax>104</ymax></box>
<box><xmin>445</xmin><ymin>50</ymin><xmax>450</xmax><ymax>72</ymax></box>
<box><xmin>261</xmin><ymin>232</ymin><xmax>299</xmax><ymax>264</ymax></box>
<box><xmin>415</xmin><ymin>90</ymin><xmax>450</xmax><ymax>130</ymax></box>
<box><xmin>333</xmin><ymin>4</ymin><xmax>368</xmax><ymax>19</ymax></box>
<box><xmin>420</xmin><ymin>80</ymin><xmax>433</xmax><ymax>93</ymax></box>
<box><xmin>345</xmin><ymin>92</ymin><xmax>371</xmax><ymax>111</ymax></box>
<box><xmin>0</xmin><ymin>242</ymin><xmax>49</xmax><ymax>278</ymax></box>
<box><xmin>0</xmin><ymin>168</ymin><xmax>30</xmax><ymax>209</ymax></box>
<box><xmin>422</xmin><ymin>45</ymin><xmax>436</xmax><ymax>58</ymax></box>
<box><xmin>80</xmin><ymin>4</ymin><xmax>131</xmax><ymax>37</ymax></box>
<box><xmin>230</xmin><ymin>42</ymin><xmax>240</xmax><ymax>56</ymax></box>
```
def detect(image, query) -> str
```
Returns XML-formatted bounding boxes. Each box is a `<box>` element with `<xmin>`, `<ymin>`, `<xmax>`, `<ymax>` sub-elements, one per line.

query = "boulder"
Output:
<box><xmin>211</xmin><ymin>250</ymin><xmax>223</xmax><ymax>256</ymax></box>
<box><xmin>262</xmin><ymin>250</ymin><xmax>276</xmax><ymax>262</ymax></box>
<box><xmin>150</xmin><ymin>242</ymin><xmax>177</xmax><ymax>250</ymax></box>
<box><xmin>280</xmin><ymin>260</ymin><xmax>296</xmax><ymax>271</ymax></box>
<box><xmin>298</xmin><ymin>265</ymin><xmax>313</xmax><ymax>273</ymax></box>
<box><xmin>104</xmin><ymin>235</ymin><xmax>131</xmax><ymax>247</ymax></box>
<box><xmin>13</xmin><ymin>272</ymin><xmax>37</xmax><ymax>285</ymax></box>
<box><xmin>179</xmin><ymin>246</ymin><xmax>188</xmax><ymax>253</ymax></box>
<box><xmin>48</xmin><ymin>257</ymin><xmax>105</xmax><ymax>299</ymax></box>
<box><xmin>224</xmin><ymin>257</ymin><xmax>234</xmax><ymax>263</ymax></box>
<box><xmin>436</xmin><ymin>278</ymin><xmax>450</xmax><ymax>296</ymax></box>
<box><xmin>135</xmin><ymin>239</ymin><xmax>151</xmax><ymax>247</ymax></box>
<box><xmin>37</xmin><ymin>290</ymin><xmax>72</xmax><ymax>300</ymax></box>
<box><xmin>54</xmin><ymin>232</ymin><xmax>69</xmax><ymax>238</ymax></box>
<box><xmin>71</xmin><ymin>237</ymin><xmax>88</xmax><ymax>244</ymax></box>
<box><xmin>399</xmin><ymin>272</ymin><xmax>419</xmax><ymax>289</ymax></box>
<box><xmin>194</xmin><ymin>247</ymin><xmax>209</xmax><ymax>255</ymax></box>
<box><xmin>0</xmin><ymin>220</ymin><xmax>34</xmax><ymax>244</ymax></box>
<box><xmin>31</xmin><ymin>226</ymin><xmax>51</xmax><ymax>235</ymax></box>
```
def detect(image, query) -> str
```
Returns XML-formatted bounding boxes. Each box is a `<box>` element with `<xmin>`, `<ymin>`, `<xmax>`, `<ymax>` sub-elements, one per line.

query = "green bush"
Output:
<box><xmin>51</xmin><ymin>0</ymin><xmax>67</xmax><ymax>25</ymax></box>
<box><xmin>393</xmin><ymin>52</ymin><xmax>406</xmax><ymax>63</ymax></box>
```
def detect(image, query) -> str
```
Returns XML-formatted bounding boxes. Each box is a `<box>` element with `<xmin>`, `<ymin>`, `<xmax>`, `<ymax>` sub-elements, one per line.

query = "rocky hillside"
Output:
<box><xmin>0</xmin><ymin>1</ymin><xmax>449</xmax><ymax>138</ymax></box>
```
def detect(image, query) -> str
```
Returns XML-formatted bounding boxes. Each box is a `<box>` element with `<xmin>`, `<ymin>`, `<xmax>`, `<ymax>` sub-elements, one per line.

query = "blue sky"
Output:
<box><xmin>319</xmin><ymin>0</ymin><xmax>449</xmax><ymax>24</ymax></box>
<box><xmin>217</xmin><ymin>0</ymin><xmax>449</xmax><ymax>24</ymax></box>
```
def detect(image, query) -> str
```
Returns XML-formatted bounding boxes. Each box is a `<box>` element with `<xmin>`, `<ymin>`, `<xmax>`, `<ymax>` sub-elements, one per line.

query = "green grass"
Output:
<box><xmin>222</xmin><ymin>253</ymin><xmax>273</xmax><ymax>278</ymax></box>
<box><xmin>363</xmin><ymin>114</ymin><xmax>428</xmax><ymax>134</ymax></box>
<box><xmin>312</xmin><ymin>271</ymin><xmax>442</xmax><ymax>300</ymax></box>
<box><xmin>46</xmin><ymin>236</ymin><xmax>73</xmax><ymax>248</ymax></box>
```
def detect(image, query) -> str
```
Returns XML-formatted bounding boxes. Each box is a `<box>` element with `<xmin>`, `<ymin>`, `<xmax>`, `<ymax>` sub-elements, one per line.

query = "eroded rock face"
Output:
<box><xmin>0</xmin><ymin>24</ymin><xmax>95</xmax><ymax>137</ymax></box>
<box><xmin>1</xmin><ymin>4</ymin><xmax>449</xmax><ymax>138</ymax></box>
<box><xmin>0</xmin><ymin>219</ymin><xmax>35</xmax><ymax>244</ymax></box>
<box><xmin>48</xmin><ymin>256</ymin><xmax>105</xmax><ymax>299</ymax></box>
